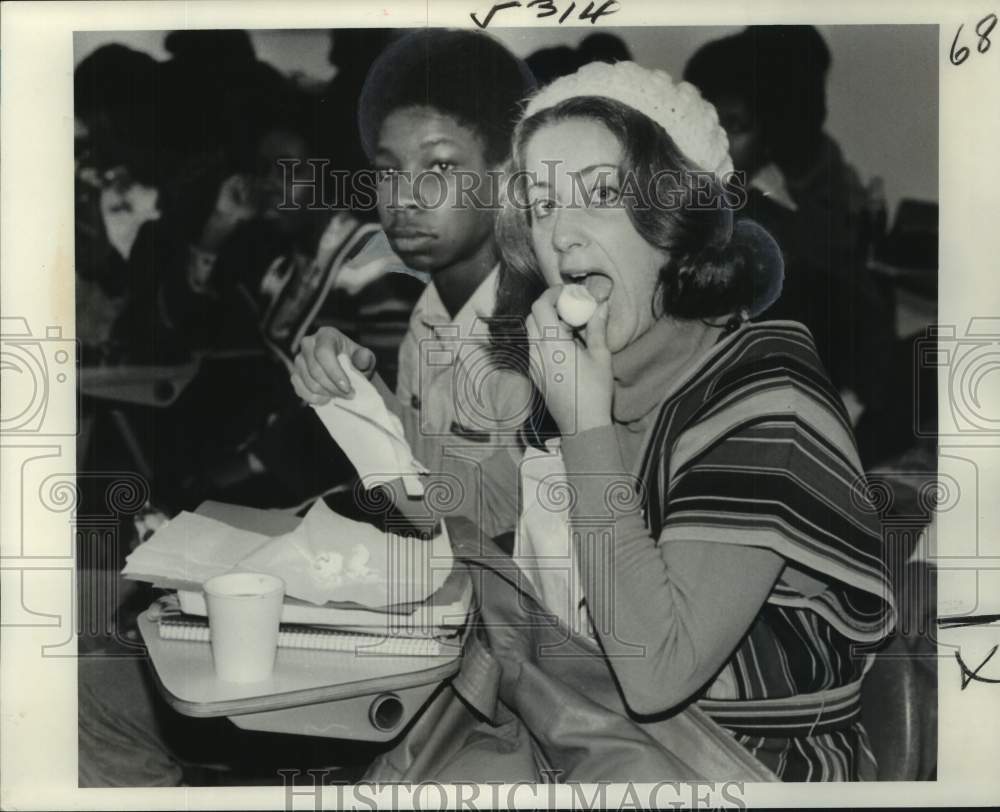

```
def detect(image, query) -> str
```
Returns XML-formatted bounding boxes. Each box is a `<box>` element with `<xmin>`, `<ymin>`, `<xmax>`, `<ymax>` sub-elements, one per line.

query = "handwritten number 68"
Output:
<box><xmin>950</xmin><ymin>13</ymin><xmax>997</xmax><ymax>65</ymax></box>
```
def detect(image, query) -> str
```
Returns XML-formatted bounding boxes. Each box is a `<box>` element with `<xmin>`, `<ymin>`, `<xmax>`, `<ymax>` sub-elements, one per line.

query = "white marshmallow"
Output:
<box><xmin>556</xmin><ymin>284</ymin><xmax>598</xmax><ymax>328</ymax></box>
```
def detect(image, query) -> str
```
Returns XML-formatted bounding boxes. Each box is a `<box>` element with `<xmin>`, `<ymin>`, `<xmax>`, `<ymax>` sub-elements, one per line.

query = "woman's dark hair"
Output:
<box><xmin>490</xmin><ymin>95</ymin><xmax>779</xmax><ymax>369</ymax></box>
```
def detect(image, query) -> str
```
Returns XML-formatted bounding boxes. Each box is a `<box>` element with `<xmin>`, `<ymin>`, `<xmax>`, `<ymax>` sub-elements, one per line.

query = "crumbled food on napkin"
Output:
<box><xmin>312</xmin><ymin>545</ymin><xmax>378</xmax><ymax>586</ymax></box>
<box><xmin>347</xmin><ymin>544</ymin><xmax>371</xmax><ymax>576</ymax></box>
<box><xmin>313</xmin><ymin>551</ymin><xmax>344</xmax><ymax>584</ymax></box>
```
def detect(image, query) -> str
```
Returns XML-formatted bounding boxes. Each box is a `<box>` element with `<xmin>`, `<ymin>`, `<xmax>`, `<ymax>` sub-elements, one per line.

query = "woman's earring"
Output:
<box><xmin>724</xmin><ymin>307</ymin><xmax>750</xmax><ymax>333</ymax></box>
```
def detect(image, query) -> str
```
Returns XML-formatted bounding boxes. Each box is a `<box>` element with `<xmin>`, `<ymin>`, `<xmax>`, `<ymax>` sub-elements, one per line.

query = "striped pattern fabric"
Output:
<box><xmin>636</xmin><ymin>322</ymin><xmax>895</xmax><ymax>781</ymax></box>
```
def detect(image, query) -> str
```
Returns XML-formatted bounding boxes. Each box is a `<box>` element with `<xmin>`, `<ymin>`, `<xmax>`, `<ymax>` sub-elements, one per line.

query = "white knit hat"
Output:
<box><xmin>523</xmin><ymin>61</ymin><xmax>733</xmax><ymax>181</ymax></box>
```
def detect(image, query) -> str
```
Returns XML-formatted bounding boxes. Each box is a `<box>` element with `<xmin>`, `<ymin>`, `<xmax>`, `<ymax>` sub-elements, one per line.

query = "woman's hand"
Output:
<box><xmin>526</xmin><ymin>286</ymin><xmax>613</xmax><ymax>435</ymax></box>
<box><xmin>290</xmin><ymin>326</ymin><xmax>377</xmax><ymax>404</ymax></box>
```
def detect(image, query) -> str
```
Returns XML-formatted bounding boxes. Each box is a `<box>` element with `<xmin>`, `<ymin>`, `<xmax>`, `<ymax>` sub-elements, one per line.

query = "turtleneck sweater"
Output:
<box><xmin>560</xmin><ymin>317</ymin><xmax>785</xmax><ymax>716</ymax></box>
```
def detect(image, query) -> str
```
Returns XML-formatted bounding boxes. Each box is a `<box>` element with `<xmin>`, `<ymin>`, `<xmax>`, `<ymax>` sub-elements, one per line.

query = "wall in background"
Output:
<box><xmin>75</xmin><ymin>24</ymin><xmax>938</xmax><ymax>217</ymax></box>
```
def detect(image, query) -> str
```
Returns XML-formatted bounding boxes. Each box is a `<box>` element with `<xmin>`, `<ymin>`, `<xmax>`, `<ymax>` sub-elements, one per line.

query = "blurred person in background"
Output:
<box><xmin>73</xmin><ymin>34</ymin><xmax>339</xmax><ymax>511</ymax></box>
<box><xmin>685</xmin><ymin>26</ymin><xmax>902</xmax><ymax>468</ymax></box>
<box><xmin>578</xmin><ymin>31</ymin><xmax>631</xmax><ymax>64</ymax></box>
<box><xmin>526</xmin><ymin>45</ymin><xmax>580</xmax><ymax>86</ymax></box>
<box><xmin>74</xmin><ymin>33</ymin><xmax>290</xmax><ymax>364</ymax></box>
<box><xmin>526</xmin><ymin>31</ymin><xmax>631</xmax><ymax>87</ymax></box>
<box><xmin>75</xmin><ymin>44</ymin><xmax>173</xmax><ymax>362</ymax></box>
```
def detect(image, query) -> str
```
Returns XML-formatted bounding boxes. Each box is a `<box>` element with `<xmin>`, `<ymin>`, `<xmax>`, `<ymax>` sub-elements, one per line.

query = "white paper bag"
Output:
<box><xmin>512</xmin><ymin>440</ymin><xmax>592</xmax><ymax>637</ymax></box>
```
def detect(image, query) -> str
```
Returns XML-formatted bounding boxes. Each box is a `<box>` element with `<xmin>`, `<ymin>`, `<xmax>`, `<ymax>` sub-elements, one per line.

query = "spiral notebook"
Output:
<box><xmin>157</xmin><ymin>612</ymin><xmax>452</xmax><ymax>657</ymax></box>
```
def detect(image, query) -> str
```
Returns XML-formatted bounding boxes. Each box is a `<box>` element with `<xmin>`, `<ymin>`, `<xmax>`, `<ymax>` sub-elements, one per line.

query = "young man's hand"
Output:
<box><xmin>291</xmin><ymin>326</ymin><xmax>377</xmax><ymax>404</ymax></box>
<box><xmin>526</xmin><ymin>286</ymin><xmax>613</xmax><ymax>436</ymax></box>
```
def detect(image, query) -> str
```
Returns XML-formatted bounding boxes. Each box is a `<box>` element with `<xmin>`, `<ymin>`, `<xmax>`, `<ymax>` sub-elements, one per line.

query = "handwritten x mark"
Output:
<box><xmin>956</xmin><ymin>644</ymin><xmax>1000</xmax><ymax>689</ymax></box>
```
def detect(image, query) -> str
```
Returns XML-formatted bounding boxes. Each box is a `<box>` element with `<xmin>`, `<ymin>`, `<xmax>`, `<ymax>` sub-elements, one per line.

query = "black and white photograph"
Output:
<box><xmin>2</xmin><ymin>1</ymin><xmax>998</xmax><ymax>809</ymax></box>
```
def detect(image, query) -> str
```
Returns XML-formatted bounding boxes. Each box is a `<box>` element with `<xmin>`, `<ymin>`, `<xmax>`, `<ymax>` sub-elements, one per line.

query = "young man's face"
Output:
<box><xmin>374</xmin><ymin>106</ymin><xmax>497</xmax><ymax>274</ymax></box>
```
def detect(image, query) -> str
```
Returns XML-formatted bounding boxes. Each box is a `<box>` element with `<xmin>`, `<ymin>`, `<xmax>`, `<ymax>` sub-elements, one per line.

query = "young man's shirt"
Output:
<box><xmin>397</xmin><ymin>266</ymin><xmax>503</xmax><ymax>468</ymax></box>
<box><xmin>395</xmin><ymin>266</ymin><xmax>527</xmax><ymax>537</ymax></box>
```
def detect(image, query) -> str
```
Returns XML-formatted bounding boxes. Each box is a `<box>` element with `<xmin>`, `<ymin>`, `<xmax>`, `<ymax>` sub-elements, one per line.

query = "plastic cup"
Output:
<box><xmin>203</xmin><ymin>572</ymin><xmax>285</xmax><ymax>683</ymax></box>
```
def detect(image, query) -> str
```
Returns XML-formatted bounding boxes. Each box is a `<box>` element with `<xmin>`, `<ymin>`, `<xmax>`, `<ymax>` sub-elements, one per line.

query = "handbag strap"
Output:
<box><xmin>451</xmin><ymin>624</ymin><xmax>502</xmax><ymax>723</ymax></box>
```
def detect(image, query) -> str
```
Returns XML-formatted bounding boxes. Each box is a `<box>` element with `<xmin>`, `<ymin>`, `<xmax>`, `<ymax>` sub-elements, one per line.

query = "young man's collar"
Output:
<box><xmin>416</xmin><ymin>263</ymin><xmax>499</xmax><ymax>335</ymax></box>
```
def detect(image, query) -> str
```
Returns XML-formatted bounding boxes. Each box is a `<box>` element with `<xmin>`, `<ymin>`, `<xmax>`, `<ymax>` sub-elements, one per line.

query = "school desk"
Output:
<box><xmin>138</xmin><ymin>610</ymin><xmax>465</xmax><ymax>741</ymax></box>
<box><xmin>136</xmin><ymin>501</ymin><xmax>470</xmax><ymax>742</ymax></box>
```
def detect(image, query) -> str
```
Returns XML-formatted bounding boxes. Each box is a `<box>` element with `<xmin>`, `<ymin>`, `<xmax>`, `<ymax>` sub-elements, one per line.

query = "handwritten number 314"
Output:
<box><xmin>950</xmin><ymin>13</ymin><xmax>997</xmax><ymax>65</ymax></box>
<box><xmin>471</xmin><ymin>1</ymin><xmax>620</xmax><ymax>29</ymax></box>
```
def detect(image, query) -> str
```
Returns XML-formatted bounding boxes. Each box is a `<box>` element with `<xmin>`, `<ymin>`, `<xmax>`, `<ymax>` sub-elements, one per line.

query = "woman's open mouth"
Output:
<box><xmin>561</xmin><ymin>271</ymin><xmax>613</xmax><ymax>303</ymax></box>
